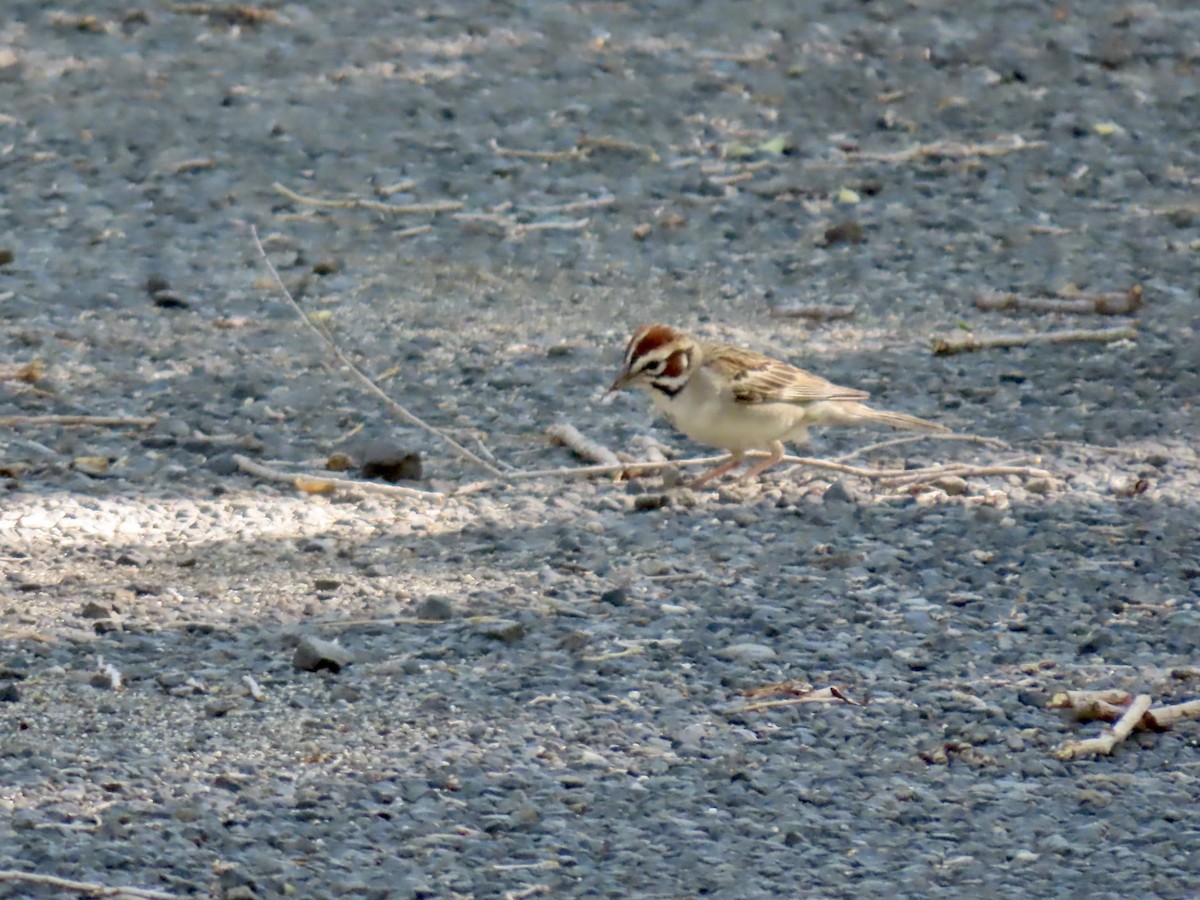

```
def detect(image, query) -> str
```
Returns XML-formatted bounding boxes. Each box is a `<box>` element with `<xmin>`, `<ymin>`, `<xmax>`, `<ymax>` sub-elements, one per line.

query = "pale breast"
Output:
<box><xmin>647</xmin><ymin>368</ymin><xmax>806</xmax><ymax>451</ymax></box>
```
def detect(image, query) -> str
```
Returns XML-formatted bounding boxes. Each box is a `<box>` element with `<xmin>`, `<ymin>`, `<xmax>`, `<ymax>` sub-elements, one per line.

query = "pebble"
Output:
<box><xmin>414</xmin><ymin>596</ymin><xmax>455</xmax><ymax>621</ymax></box>
<box><xmin>292</xmin><ymin>637</ymin><xmax>353</xmax><ymax>673</ymax></box>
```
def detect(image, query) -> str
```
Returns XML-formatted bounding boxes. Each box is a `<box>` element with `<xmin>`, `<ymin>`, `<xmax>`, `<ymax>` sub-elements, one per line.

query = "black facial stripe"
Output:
<box><xmin>651</xmin><ymin>381</ymin><xmax>683</xmax><ymax>398</ymax></box>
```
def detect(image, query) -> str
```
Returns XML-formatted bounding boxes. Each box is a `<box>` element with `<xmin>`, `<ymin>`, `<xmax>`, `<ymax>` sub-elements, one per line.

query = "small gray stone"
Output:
<box><xmin>415</xmin><ymin>595</ymin><xmax>454</xmax><ymax>621</ymax></box>
<box><xmin>1077</xmin><ymin>629</ymin><xmax>1114</xmax><ymax>655</ymax></box>
<box><xmin>293</xmin><ymin>636</ymin><xmax>353</xmax><ymax>673</ymax></box>
<box><xmin>599</xmin><ymin>587</ymin><xmax>628</xmax><ymax>606</ymax></box>
<box><xmin>359</xmin><ymin>439</ymin><xmax>422</xmax><ymax>482</ymax></box>
<box><xmin>79</xmin><ymin>601</ymin><xmax>111</xmax><ymax>620</ymax></box>
<box><xmin>1025</xmin><ymin>476</ymin><xmax>1053</xmax><ymax>494</ymax></box>
<box><xmin>0</xmin><ymin>682</ymin><xmax>20</xmax><ymax>702</ymax></box>
<box><xmin>479</xmin><ymin>619</ymin><xmax>526</xmax><ymax>643</ymax></box>
<box><xmin>934</xmin><ymin>475</ymin><xmax>969</xmax><ymax>496</ymax></box>
<box><xmin>330</xmin><ymin>684</ymin><xmax>361</xmax><ymax>703</ymax></box>
<box><xmin>206</xmin><ymin>452</ymin><xmax>241</xmax><ymax>476</ymax></box>
<box><xmin>634</xmin><ymin>493</ymin><xmax>670</xmax><ymax>511</ymax></box>
<box><xmin>823</xmin><ymin>479</ymin><xmax>856</xmax><ymax>504</ymax></box>
<box><xmin>715</xmin><ymin>643</ymin><xmax>777</xmax><ymax>664</ymax></box>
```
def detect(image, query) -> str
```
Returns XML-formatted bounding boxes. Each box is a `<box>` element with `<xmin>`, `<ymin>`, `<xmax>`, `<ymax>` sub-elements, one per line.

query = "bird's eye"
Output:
<box><xmin>644</xmin><ymin>360</ymin><xmax>665</xmax><ymax>374</ymax></box>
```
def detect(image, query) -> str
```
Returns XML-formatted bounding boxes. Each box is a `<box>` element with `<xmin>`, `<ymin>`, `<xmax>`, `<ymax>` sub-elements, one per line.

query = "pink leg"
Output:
<box><xmin>735</xmin><ymin>441</ymin><xmax>786</xmax><ymax>483</ymax></box>
<box><xmin>689</xmin><ymin>452</ymin><xmax>745</xmax><ymax>489</ymax></box>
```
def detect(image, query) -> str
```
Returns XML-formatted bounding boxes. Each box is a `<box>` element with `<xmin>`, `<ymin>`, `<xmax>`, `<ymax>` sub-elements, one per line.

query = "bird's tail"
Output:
<box><xmin>835</xmin><ymin>402</ymin><xmax>949</xmax><ymax>433</ymax></box>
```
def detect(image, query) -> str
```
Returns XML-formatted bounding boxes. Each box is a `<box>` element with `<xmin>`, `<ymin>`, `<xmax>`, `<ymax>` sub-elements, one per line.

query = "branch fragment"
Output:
<box><xmin>0</xmin><ymin>414</ymin><xmax>156</xmax><ymax>428</ymax></box>
<box><xmin>233</xmin><ymin>454</ymin><xmax>445</xmax><ymax>501</ymax></box>
<box><xmin>1056</xmin><ymin>693</ymin><xmax>1153</xmax><ymax>760</ymax></box>
<box><xmin>976</xmin><ymin>285</ymin><xmax>1143</xmax><ymax>316</ymax></box>
<box><xmin>0</xmin><ymin>870</ymin><xmax>179</xmax><ymax>899</ymax></box>
<box><xmin>546</xmin><ymin>424</ymin><xmax>620</xmax><ymax>466</ymax></box>
<box><xmin>250</xmin><ymin>225</ymin><xmax>502</xmax><ymax>475</ymax></box>
<box><xmin>931</xmin><ymin>324</ymin><xmax>1136</xmax><ymax>355</ymax></box>
<box><xmin>272</xmin><ymin>182</ymin><xmax>463</xmax><ymax>215</ymax></box>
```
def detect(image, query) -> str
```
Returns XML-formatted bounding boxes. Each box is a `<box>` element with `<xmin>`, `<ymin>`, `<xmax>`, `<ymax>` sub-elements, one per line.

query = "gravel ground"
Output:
<box><xmin>2</xmin><ymin>1</ymin><xmax>1200</xmax><ymax>897</ymax></box>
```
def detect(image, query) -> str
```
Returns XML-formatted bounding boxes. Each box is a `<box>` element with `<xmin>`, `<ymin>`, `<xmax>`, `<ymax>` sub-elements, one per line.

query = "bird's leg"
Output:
<box><xmin>734</xmin><ymin>441</ymin><xmax>786</xmax><ymax>483</ymax></box>
<box><xmin>688</xmin><ymin>451</ymin><xmax>745</xmax><ymax>489</ymax></box>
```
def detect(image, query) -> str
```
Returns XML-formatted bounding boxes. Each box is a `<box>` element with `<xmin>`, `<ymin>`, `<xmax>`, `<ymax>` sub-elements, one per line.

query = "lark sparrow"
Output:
<box><xmin>606</xmin><ymin>324</ymin><xmax>948</xmax><ymax>487</ymax></box>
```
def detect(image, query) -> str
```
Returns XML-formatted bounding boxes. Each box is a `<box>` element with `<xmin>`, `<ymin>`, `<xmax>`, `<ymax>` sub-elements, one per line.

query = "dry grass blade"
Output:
<box><xmin>0</xmin><ymin>870</ymin><xmax>179</xmax><ymax>899</ymax></box>
<box><xmin>931</xmin><ymin>324</ymin><xmax>1137</xmax><ymax>355</ymax></box>
<box><xmin>272</xmin><ymin>182</ymin><xmax>463</xmax><ymax>215</ymax></box>
<box><xmin>0</xmin><ymin>414</ymin><xmax>157</xmax><ymax>428</ymax></box>
<box><xmin>233</xmin><ymin>455</ymin><xmax>444</xmax><ymax>501</ymax></box>
<box><xmin>250</xmin><ymin>225</ymin><xmax>502</xmax><ymax>475</ymax></box>
<box><xmin>976</xmin><ymin>285</ymin><xmax>1143</xmax><ymax>316</ymax></box>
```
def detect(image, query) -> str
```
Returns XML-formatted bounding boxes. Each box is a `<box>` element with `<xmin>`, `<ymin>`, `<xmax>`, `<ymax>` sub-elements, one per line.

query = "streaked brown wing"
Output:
<box><xmin>704</xmin><ymin>345</ymin><xmax>870</xmax><ymax>405</ymax></box>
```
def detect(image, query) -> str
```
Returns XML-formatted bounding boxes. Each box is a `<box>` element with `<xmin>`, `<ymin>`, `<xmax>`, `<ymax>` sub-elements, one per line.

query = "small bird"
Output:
<box><xmin>606</xmin><ymin>324</ymin><xmax>948</xmax><ymax>487</ymax></box>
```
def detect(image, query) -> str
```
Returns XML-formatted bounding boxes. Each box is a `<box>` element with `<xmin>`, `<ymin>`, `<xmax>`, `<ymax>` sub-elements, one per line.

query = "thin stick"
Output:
<box><xmin>845</xmin><ymin>135</ymin><xmax>1045</xmax><ymax>164</ymax></box>
<box><xmin>834</xmin><ymin>433</ymin><xmax>1008</xmax><ymax>463</ymax></box>
<box><xmin>1056</xmin><ymin>693</ymin><xmax>1153</xmax><ymax>760</ymax></box>
<box><xmin>577</xmin><ymin>134</ymin><xmax>660</xmax><ymax>161</ymax></box>
<box><xmin>0</xmin><ymin>415</ymin><xmax>157</xmax><ymax>428</ymax></box>
<box><xmin>1147</xmin><ymin>699</ymin><xmax>1200</xmax><ymax>729</ymax></box>
<box><xmin>233</xmin><ymin>454</ymin><xmax>444</xmax><ymax>500</ymax></box>
<box><xmin>511</xmin><ymin>218</ymin><xmax>590</xmax><ymax>236</ymax></box>
<box><xmin>735</xmin><ymin>687</ymin><xmax>860</xmax><ymax>712</ymax></box>
<box><xmin>931</xmin><ymin>324</ymin><xmax>1137</xmax><ymax>356</ymax></box>
<box><xmin>1049</xmin><ymin>689</ymin><xmax>1133</xmax><ymax>710</ymax></box>
<box><xmin>524</xmin><ymin>196</ymin><xmax>616</xmax><ymax>214</ymax></box>
<box><xmin>769</xmin><ymin>304</ymin><xmax>857</xmax><ymax>322</ymax></box>
<box><xmin>250</xmin><ymin>225</ymin><xmax>502</xmax><ymax>475</ymax></box>
<box><xmin>882</xmin><ymin>464</ymin><xmax>1053</xmax><ymax>487</ymax></box>
<box><xmin>393</xmin><ymin>224</ymin><xmax>432</xmax><ymax>239</ymax></box>
<box><xmin>546</xmin><ymin>424</ymin><xmax>621</xmax><ymax>466</ymax></box>
<box><xmin>976</xmin><ymin>285</ymin><xmax>1143</xmax><ymax>316</ymax></box>
<box><xmin>272</xmin><ymin>182</ymin><xmax>464</xmax><ymax>215</ymax></box>
<box><xmin>0</xmin><ymin>870</ymin><xmax>179</xmax><ymax>899</ymax></box>
<box><xmin>494</xmin><ymin>453</ymin><xmax>908</xmax><ymax>484</ymax></box>
<box><xmin>489</xmin><ymin>138</ymin><xmax>583</xmax><ymax>161</ymax></box>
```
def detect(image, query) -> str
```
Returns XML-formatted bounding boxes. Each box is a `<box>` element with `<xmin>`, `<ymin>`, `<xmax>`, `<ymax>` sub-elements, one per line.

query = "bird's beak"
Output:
<box><xmin>601</xmin><ymin>369</ymin><xmax>634</xmax><ymax>404</ymax></box>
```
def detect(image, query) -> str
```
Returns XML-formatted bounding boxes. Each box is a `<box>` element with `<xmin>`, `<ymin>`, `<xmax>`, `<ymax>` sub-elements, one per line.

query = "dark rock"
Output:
<box><xmin>360</xmin><ymin>439</ymin><xmax>423</xmax><ymax>482</ymax></box>
<box><xmin>415</xmin><ymin>595</ymin><xmax>454</xmax><ymax>621</ymax></box>
<box><xmin>824</xmin><ymin>220</ymin><xmax>865</xmax><ymax>245</ymax></box>
<box><xmin>823</xmin><ymin>479</ymin><xmax>856</xmax><ymax>504</ymax></box>
<box><xmin>478</xmin><ymin>619</ymin><xmax>526</xmax><ymax>642</ymax></box>
<box><xmin>80</xmin><ymin>600</ymin><xmax>112</xmax><ymax>619</ymax></box>
<box><xmin>293</xmin><ymin>636</ymin><xmax>353</xmax><ymax>673</ymax></box>
<box><xmin>599</xmin><ymin>587</ymin><xmax>628</xmax><ymax>606</ymax></box>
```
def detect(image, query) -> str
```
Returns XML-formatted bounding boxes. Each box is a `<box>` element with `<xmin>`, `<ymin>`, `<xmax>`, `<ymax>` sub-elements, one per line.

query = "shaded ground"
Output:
<box><xmin>2</xmin><ymin>1</ymin><xmax>1200</xmax><ymax>897</ymax></box>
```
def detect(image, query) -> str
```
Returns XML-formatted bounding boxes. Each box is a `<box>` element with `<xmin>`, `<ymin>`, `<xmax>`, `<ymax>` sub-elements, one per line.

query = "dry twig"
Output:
<box><xmin>491</xmin><ymin>449</ymin><xmax>1050</xmax><ymax>490</ymax></box>
<box><xmin>0</xmin><ymin>414</ymin><xmax>156</xmax><ymax>428</ymax></box>
<box><xmin>1056</xmin><ymin>694</ymin><xmax>1153</xmax><ymax>760</ymax></box>
<box><xmin>845</xmin><ymin>135</ymin><xmax>1045</xmax><ymax>164</ymax></box>
<box><xmin>881</xmin><ymin>463</ymin><xmax>1052</xmax><ymax>488</ymax></box>
<box><xmin>232</xmin><ymin>454</ymin><xmax>444</xmax><ymax>501</ymax></box>
<box><xmin>1146</xmin><ymin>699</ymin><xmax>1200</xmax><ymax>729</ymax></box>
<box><xmin>769</xmin><ymin>304</ymin><xmax>857</xmax><ymax>322</ymax></box>
<box><xmin>489</xmin><ymin>139</ymin><xmax>583</xmax><ymax>162</ymax></box>
<box><xmin>833</xmin><ymin>433</ymin><xmax>1008</xmax><ymax>463</ymax></box>
<box><xmin>735</xmin><ymin>681</ymin><xmax>861</xmax><ymax>713</ymax></box>
<box><xmin>975</xmin><ymin>285</ymin><xmax>1143</xmax><ymax>316</ymax></box>
<box><xmin>0</xmin><ymin>870</ymin><xmax>178</xmax><ymax>899</ymax></box>
<box><xmin>272</xmin><ymin>182</ymin><xmax>463</xmax><ymax>215</ymax></box>
<box><xmin>546</xmin><ymin>424</ymin><xmax>620</xmax><ymax>467</ymax></box>
<box><xmin>2</xmin><ymin>362</ymin><xmax>44</xmax><ymax>386</ymax></box>
<box><xmin>251</xmin><ymin>225</ymin><xmax>502</xmax><ymax>475</ymax></box>
<box><xmin>931</xmin><ymin>324</ymin><xmax>1137</xmax><ymax>355</ymax></box>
